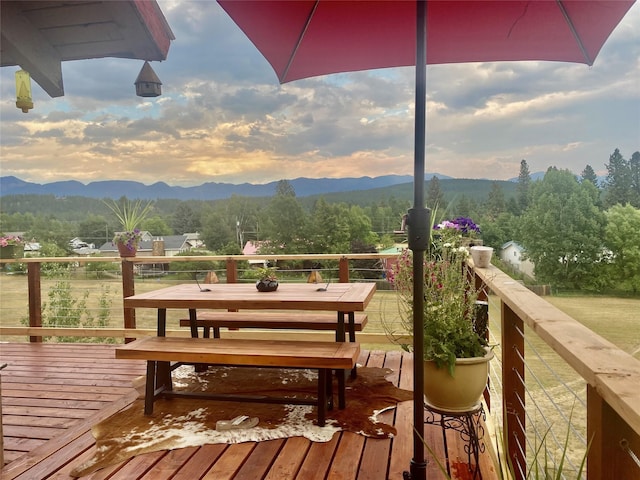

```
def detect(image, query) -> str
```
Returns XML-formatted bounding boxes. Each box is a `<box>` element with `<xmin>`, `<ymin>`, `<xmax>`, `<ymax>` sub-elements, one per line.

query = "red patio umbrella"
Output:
<box><xmin>216</xmin><ymin>1</ymin><xmax>635</xmax><ymax>478</ymax></box>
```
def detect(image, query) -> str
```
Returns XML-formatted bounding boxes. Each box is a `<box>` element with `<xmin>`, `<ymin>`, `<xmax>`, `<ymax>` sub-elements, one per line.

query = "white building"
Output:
<box><xmin>500</xmin><ymin>241</ymin><xmax>535</xmax><ymax>279</ymax></box>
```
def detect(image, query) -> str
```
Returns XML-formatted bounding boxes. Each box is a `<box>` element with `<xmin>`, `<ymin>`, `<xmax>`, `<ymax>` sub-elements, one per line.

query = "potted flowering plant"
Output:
<box><xmin>103</xmin><ymin>199</ymin><xmax>153</xmax><ymax>257</ymax></box>
<box><xmin>434</xmin><ymin>216</ymin><xmax>482</xmax><ymax>245</ymax></box>
<box><xmin>385</xmin><ymin>217</ymin><xmax>492</xmax><ymax>412</ymax></box>
<box><xmin>0</xmin><ymin>234</ymin><xmax>23</xmax><ymax>259</ymax></box>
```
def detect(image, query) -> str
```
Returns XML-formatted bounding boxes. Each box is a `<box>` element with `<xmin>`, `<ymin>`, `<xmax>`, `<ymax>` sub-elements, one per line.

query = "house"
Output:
<box><xmin>243</xmin><ymin>241</ymin><xmax>269</xmax><ymax>266</ymax></box>
<box><xmin>98</xmin><ymin>233</ymin><xmax>199</xmax><ymax>257</ymax></box>
<box><xmin>500</xmin><ymin>241</ymin><xmax>535</xmax><ymax>279</ymax></box>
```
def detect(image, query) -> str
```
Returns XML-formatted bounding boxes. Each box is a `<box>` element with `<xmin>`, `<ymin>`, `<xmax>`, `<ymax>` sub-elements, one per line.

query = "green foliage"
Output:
<box><xmin>103</xmin><ymin>198</ymin><xmax>154</xmax><ymax>235</ymax></box>
<box><xmin>200</xmin><ymin>208</ymin><xmax>236</xmax><ymax>251</ymax></box>
<box><xmin>486</xmin><ymin>181</ymin><xmax>506</xmax><ymax>219</ymax></box>
<box><xmin>38</xmin><ymin>243</ymin><xmax>73</xmax><ymax>275</ymax></box>
<box><xmin>261</xmin><ymin>183</ymin><xmax>308</xmax><ymax>254</ymax></box>
<box><xmin>517</xmin><ymin>159</ymin><xmax>532</xmax><ymax>213</ymax></box>
<box><xmin>171</xmin><ymin>203</ymin><xmax>201</xmax><ymax>234</ymax></box>
<box><xmin>36</xmin><ymin>279</ymin><xmax>114</xmax><ymax>343</ymax></box>
<box><xmin>77</xmin><ymin>214</ymin><xmax>110</xmax><ymax>246</ymax></box>
<box><xmin>85</xmin><ymin>257</ymin><xmax>120</xmax><ymax>278</ymax></box>
<box><xmin>580</xmin><ymin>164</ymin><xmax>598</xmax><ymax>186</ymax></box>
<box><xmin>603</xmin><ymin>148</ymin><xmax>640</xmax><ymax>208</ymax></box>
<box><xmin>519</xmin><ymin>169</ymin><xmax>606</xmax><ymax>290</ymax></box>
<box><xmin>253</xmin><ymin>266</ymin><xmax>278</xmax><ymax>280</ymax></box>
<box><xmin>142</xmin><ymin>216</ymin><xmax>173</xmax><ymax>236</ymax></box>
<box><xmin>385</xmin><ymin>228</ymin><xmax>487</xmax><ymax>376</ymax></box>
<box><xmin>605</xmin><ymin>204</ymin><xmax>640</xmax><ymax>293</ymax></box>
<box><xmin>169</xmin><ymin>250</ymin><xmax>218</xmax><ymax>277</ymax></box>
<box><xmin>426</xmin><ymin>176</ymin><xmax>445</xmax><ymax>209</ymax></box>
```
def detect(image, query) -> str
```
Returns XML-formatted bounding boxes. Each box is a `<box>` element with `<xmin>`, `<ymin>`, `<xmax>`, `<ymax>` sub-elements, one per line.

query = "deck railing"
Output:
<box><xmin>1</xmin><ymin>254</ymin><xmax>639</xmax><ymax>480</ymax></box>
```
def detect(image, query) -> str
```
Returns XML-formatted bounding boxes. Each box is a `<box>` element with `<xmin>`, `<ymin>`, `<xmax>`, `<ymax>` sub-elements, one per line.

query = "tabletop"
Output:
<box><xmin>124</xmin><ymin>282</ymin><xmax>377</xmax><ymax>312</ymax></box>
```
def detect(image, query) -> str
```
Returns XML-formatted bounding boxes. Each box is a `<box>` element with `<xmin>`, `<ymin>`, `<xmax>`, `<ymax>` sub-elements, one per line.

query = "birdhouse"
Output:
<box><xmin>15</xmin><ymin>69</ymin><xmax>34</xmax><ymax>113</ymax></box>
<box><xmin>134</xmin><ymin>61</ymin><xmax>162</xmax><ymax>97</ymax></box>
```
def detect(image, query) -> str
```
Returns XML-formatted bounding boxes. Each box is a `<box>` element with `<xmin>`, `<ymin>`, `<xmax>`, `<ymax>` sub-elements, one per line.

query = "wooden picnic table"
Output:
<box><xmin>120</xmin><ymin>282</ymin><xmax>377</xmax><ymax>420</ymax></box>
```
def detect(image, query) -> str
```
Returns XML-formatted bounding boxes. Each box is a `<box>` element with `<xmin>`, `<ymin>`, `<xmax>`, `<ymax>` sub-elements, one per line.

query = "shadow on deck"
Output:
<box><xmin>0</xmin><ymin>343</ymin><xmax>498</xmax><ymax>479</ymax></box>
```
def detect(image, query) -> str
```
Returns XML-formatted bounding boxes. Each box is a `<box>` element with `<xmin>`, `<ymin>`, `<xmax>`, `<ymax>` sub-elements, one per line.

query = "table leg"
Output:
<box><xmin>155</xmin><ymin>308</ymin><xmax>173</xmax><ymax>390</ymax></box>
<box><xmin>336</xmin><ymin>311</ymin><xmax>346</xmax><ymax>342</ymax></box>
<box><xmin>317</xmin><ymin>369</ymin><xmax>327</xmax><ymax>427</ymax></box>
<box><xmin>348</xmin><ymin>312</ymin><xmax>356</xmax><ymax>342</ymax></box>
<box><xmin>157</xmin><ymin>308</ymin><xmax>167</xmax><ymax>336</ymax></box>
<box><xmin>189</xmin><ymin>308</ymin><xmax>198</xmax><ymax>337</ymax></box>
<box><xmin>337</xmin><ymin>369</ymin><xmax>346</xmax><ymax>409</ymax></box>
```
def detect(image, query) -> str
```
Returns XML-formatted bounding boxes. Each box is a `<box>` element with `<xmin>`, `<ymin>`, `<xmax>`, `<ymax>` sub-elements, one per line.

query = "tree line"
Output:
<box><xmin>1</xmin><ymin>148</ymin><xmax>638</xmax><ymax>293</ymax></box>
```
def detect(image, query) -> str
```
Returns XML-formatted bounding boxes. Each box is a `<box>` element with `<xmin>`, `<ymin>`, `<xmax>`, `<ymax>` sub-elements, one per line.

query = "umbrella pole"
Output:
<box><xmin>404</xmin><ymin>2</ymin><xmax>429</xmax><ymax>480</ymax></box>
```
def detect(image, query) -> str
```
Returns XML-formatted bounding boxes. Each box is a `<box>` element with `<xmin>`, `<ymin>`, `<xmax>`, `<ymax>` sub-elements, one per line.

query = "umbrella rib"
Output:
<box><xmin>556</xmin><ymin>0</ymin><xmax>593</xmax><ymax>66</ymax></box>
<box><xmin>281</xmin><ymin>0</ymin><xmax>320</xmax><ymax>83</ymax></box>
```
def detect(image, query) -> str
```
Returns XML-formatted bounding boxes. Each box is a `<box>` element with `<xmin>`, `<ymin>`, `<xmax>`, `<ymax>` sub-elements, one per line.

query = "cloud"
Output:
<box><xmin>0</xmin><ymin>1</ymin><xmax>638</xmax><ymax>186</ymax></box>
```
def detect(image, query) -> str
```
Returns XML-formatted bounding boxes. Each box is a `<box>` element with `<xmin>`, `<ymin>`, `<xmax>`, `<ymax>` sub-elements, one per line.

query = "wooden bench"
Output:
<box><xmin>116</xmin><ymin>337</ymin><xmax>360</xmax><ymax>427</ymax></box>
<box><xmin>179</xmin><ymin>311</ymin><xmax>368</xmax><ymax>342</ymax></box>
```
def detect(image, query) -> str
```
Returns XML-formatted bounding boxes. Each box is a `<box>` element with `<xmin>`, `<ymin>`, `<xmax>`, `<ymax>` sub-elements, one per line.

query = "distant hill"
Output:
<box><xmin>305</xmin><ymin>178</ymin><xmax>518</xmax><ymax>207</ymax></box>
<box><xmin>0</xmin><ymin>174</ymin><xmax>452</xmax><ymax>200</ymax></box>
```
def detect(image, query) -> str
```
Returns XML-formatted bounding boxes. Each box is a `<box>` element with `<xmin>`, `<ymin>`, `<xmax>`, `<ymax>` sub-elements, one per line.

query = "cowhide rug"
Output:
<box><xmin>70</xmin><ymin>365</ymin><xmax>412</xmax><ymax>477</ymax></box>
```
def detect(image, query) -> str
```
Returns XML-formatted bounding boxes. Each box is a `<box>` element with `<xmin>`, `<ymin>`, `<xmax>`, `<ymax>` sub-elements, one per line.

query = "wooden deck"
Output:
<box><xmin>0</xmin><ymin>343</ymin><xmax>498</xmax><ymax>479</ymax></box>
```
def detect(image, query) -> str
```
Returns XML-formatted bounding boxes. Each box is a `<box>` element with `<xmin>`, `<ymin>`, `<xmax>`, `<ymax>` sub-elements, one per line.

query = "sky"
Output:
<box><xmin>0</xmin><ymin>1</ymin><xmax>638</xmax><ymax>187</ymax></box>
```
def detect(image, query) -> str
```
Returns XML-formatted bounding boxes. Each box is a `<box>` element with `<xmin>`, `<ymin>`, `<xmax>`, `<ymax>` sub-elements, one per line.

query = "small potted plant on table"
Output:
<box><xmin>254</xmin><ymin>266</ymin><xmax>279</xmax><ymax>292</ymax></box>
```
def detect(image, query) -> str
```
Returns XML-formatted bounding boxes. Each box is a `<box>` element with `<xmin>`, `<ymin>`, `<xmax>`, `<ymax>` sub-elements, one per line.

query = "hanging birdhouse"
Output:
<box><xmin>15</xmin><ymin>69</ymin><xmax>34</xmax><ymax>113</ymax></box>
<box><xmin>134</xmin><ymin>61</ymin><xmax>162</xmax><ymax>97</ymax></box>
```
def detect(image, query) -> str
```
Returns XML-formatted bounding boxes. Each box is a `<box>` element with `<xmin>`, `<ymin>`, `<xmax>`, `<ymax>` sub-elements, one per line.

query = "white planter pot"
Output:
<box><xmin>470</xmin><ymin>246</ymin><xmax>493</xmax><ymax>268</ymax></box>
<box><xmin>423</xmin><ymin>349</ymin><xmax>494</xmax><ymax>413</ymax></box>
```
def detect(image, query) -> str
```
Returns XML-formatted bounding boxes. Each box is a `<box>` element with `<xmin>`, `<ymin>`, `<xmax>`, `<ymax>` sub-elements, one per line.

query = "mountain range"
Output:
<box><xmin>0</xmin><ymin>174</ymin><xmax>454</xmax><ymax>200</ymax></box>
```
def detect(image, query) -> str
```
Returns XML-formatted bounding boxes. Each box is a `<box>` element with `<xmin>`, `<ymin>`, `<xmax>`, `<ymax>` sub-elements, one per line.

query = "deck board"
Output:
<box><xmin>1</xmin><ymin>343</ymin><xmax>499</xmax><ymax>479</ymax></box>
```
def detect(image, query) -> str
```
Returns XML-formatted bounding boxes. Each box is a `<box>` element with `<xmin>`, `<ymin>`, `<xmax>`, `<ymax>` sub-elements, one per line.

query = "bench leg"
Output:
<box><xmin>189</xmin><ymin>309</ymin><xmax>208</xmax><ymax>372</ymax></box>
<box><xmin>144</xmin><ymin>361</ymin><xmax>156</xmax><ymax>415</ymax></box>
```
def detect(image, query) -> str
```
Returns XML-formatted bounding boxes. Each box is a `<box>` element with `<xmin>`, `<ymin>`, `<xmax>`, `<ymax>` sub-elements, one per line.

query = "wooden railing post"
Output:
<box><xmin>587</xmin><ymin>384</ymin><xmax>640</xmax><ymax>480</ymax></box>
<box><xmin>121</xmin><ymin>259</ymin><xmax>136</xmax><ymax>343</ymax></box>
<box><xmin>226</xmin><ymin>258</ymin><xmax>238</xmax><ymax>283</ymax></box>
<box><xmin>474</xmin><ymin>271</ymin><xmax>490</xmax><ymax>409</ymax></box>
<box><xmin>27</xmin><ymin>262</ymin><xmax>42</xmax><ymax>343</ymax></box>
<box><xmin>338</xmin><ymin>257</ymin><xmax>349</xmax><ymax>282</ymax></box>
<box><xmin>502</xmin><ymin>301</ymin><xmax>526</xmax><ymax>480</ymax></box>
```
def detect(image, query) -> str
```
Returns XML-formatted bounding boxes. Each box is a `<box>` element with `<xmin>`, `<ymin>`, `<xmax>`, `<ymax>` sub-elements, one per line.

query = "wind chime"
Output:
<box><xmin>15</xmin><ymin>69</ymin><xmax>33</xmax><ymax>113</ymax></box>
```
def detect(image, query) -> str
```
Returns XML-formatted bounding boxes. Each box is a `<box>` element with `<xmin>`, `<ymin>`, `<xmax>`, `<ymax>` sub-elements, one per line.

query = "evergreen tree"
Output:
<box><xmin>77</xmin><ymin>214</ymin><xmax>110</xmax><ymax>245</ymax></box>
<box><xmin>172</xmin><ymin>203</ymin><xmax>200</xmax><ymax>235</ymax></box>
<box><xmin>261</xmin><ymin>180</ymin><xmax>308</xmax><ymax>253</ymax></box>
<box><xmin>604</xmin><ymin>148</ymin><xmax>632</xmax><ymax>207</ymax></box>
<box><xmin>426</xmin><ymin>176</ymin><xmax>445</xmax><ymax>209</ymax></box>
<box><xmin>516</xmin><ymin>159</ymin><xmax>531</xmax><ymax>213</ymax></box>
<box><xmin>454</xmin><ymin>195</ymin><xmax>473</xmax><ymax>218</ymax></box>
<box><xmin>580</xmin><ymin>164</ymin><xmax>599</xmax><ymax>186</ymax></box>
<box><xmin>308</xmin><ymin>198</ymin><xmax>350</xmax><ymax>253</ymax></box>
<box><xmin>486</xmin><ymin>181</ymin><xmax>506</xmax><ymax>219</ymax></box>
<box><xmin>519</xmin><ymin>169</ymin><xmax>606</xmax><ymax>290</ymax></box>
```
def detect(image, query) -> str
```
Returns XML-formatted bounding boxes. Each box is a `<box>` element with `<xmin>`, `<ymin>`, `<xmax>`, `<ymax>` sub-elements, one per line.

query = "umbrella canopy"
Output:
<box><xmin>218</xmin><ymin>0</ymin><xmax>634</xmax><ymax>82</ymax></box>
<box><xmin>217</xmin><ymin>1</ymin><xmax>635</xmax><ymax>479</ymax></box>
